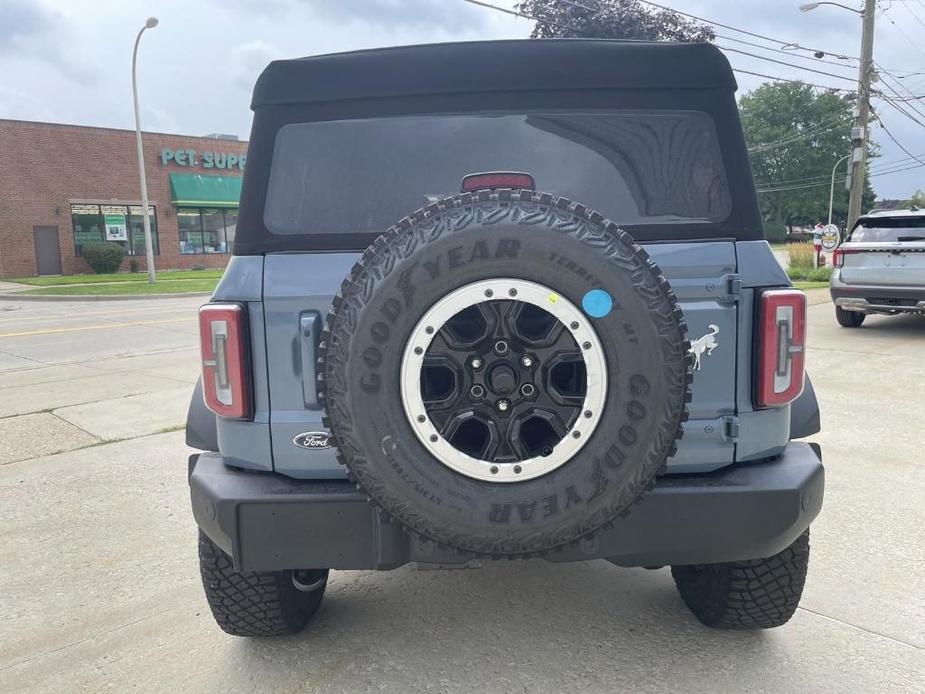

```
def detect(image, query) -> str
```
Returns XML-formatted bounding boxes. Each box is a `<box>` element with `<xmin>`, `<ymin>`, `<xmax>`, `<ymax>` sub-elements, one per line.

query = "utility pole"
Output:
<box><xmin>847</xmin><ymin>0</ymin><xmax>876</xmax><ymax>230</ymax></box>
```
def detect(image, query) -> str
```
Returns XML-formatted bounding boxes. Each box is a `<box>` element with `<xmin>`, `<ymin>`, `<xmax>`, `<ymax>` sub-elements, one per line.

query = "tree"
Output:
<box><xmin>516</xmin><ymin>0</ymin><xmax>714</xmax><ymax>41</ymax></box>
<box><xmin>902</xmin><ymin>189</ymin><xmax>925</xmax><ymax>209</ymax></box>
<box><xmin>739</xmin><ymin>82</ymin><xmax>875</xmax><ymax>229</ymax></box>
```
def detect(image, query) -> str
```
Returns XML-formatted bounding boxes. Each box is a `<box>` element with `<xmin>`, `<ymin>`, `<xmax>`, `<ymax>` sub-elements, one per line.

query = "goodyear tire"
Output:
<box><xmin>319</xmin><ymin>190</ymin><xmax>691</xmax><ymax>556</ymax></box>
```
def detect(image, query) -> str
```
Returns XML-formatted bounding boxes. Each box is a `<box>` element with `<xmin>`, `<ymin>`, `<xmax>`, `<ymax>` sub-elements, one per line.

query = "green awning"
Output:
<box><xmin>169</xmin><ymin>173</ymin><xmax>242</xmax><ymax>208</ymax></box>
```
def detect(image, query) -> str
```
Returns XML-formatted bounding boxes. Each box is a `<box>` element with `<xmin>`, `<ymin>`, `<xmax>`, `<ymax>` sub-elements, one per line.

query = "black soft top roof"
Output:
<box><xmin>251</xmin><ymin>39</ymin><xmax>736</xmax><ymax>108</ymax></box>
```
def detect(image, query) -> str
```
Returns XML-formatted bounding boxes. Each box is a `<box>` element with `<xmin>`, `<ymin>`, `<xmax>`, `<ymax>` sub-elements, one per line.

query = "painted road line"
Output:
<box><xmin>0</xmin><ymin>317</ymin><xmax>191</xmax><ymax>339</ymax></box>
<box><xmin>0</xmin><ymin>302</ymin><xmax>200</xmax><ymax>324</ymax></box>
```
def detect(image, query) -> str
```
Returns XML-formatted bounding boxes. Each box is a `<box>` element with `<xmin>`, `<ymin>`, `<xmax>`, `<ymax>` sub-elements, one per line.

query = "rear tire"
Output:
<box><xmin>835</xmin><ymin>307</ymin><xmax>865</xmax><ymax>328</ymax></box>
<box><xmin>671</xmin><ymin>530</ymin><xmax>810</xmax><ymax>629</ymax></box>
<box><xmin>198</xmin><ymin>531</ymin><xmax>328</xmax><ymax>637</ymax></box>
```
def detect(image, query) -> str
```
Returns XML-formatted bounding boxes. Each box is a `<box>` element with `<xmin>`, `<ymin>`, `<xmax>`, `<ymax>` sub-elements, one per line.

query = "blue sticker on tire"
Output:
<box><xmin>582</xmin><ymin>289</ymin><xmax>613</xmax><ymax>318</ymax></box>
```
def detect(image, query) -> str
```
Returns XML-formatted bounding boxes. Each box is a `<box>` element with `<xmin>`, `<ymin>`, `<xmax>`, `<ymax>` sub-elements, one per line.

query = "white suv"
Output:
<box><xmin>830</xmin><ymin>209</ymin><xmax>925</xmax><ymax>327</ymax></box>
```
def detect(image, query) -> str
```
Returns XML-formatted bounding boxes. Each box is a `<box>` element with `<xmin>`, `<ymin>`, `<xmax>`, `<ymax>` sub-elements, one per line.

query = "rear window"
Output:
<box><xmin>849</xmin><ymin>216</ymin><xmax>925</xmax><ymax>243</ymax></box>
<box><xmin>263</xmin><ymin>112</ymin><xmax>732</xmax><ymax>237</ymax></box>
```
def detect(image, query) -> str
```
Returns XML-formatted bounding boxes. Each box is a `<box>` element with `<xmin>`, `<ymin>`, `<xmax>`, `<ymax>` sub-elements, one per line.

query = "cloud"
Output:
<box><xmin>309</xmin><ymin>0</ymin><xmax>486</xmax><ymax>27</ymax></box>
<box><xmin>220</xmin><ymin>0</ymin><xmax>485</xmax><ymax>28</ymax></box>
<box><xmin>0</xmin><ymin>0</ymin><xmax>54</xmax><ymax>44</ymax></box>
<box><xmin>229</xmin><ymin>40</ymin><xmax>283</xmax><ymax>91</ymax></box>
<box><xmin>0</xmin><ymin>0</ymin><xmax>94</xmax><ymax>83</ymax></box>
<box><xmin>0</xmin><ymin>84</ymin><xmax>60</xmax><ymax>122</ymax></box>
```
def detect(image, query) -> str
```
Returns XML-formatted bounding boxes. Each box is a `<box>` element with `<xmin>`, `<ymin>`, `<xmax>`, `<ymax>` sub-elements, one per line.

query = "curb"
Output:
<box><xmin>0</xmin><ymin>291</ymin><xmax>212</xmax><ymax>302</ymax></box>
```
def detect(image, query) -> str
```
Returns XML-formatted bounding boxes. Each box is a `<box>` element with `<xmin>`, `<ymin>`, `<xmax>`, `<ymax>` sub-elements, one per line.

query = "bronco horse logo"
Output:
<box><xmin>689</xmin><ymin>324</ymin><xmax>719</xmax><ymax>371</ymax></box>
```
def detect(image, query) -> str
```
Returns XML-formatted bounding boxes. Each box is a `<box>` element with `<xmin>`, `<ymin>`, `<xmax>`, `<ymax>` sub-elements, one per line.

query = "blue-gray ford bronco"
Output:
<box><xmin>187</xmin><ymin>40</ymin><xmax>824</xmax><ymax>636</ymax></box>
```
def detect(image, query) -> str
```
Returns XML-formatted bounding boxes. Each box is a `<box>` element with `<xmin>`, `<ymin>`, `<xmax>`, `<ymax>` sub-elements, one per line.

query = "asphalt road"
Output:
<box><xmin>0</xmin><ymin>294</ymin><xmax>923</xmax><ymax>693</ymax></box>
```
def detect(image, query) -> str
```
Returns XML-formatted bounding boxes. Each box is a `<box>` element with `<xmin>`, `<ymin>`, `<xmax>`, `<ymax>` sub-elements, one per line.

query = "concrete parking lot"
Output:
<box><xmin>0</xmin><ymin>294</ymin><xmax>923</xmax><ymax>693</ymax></box>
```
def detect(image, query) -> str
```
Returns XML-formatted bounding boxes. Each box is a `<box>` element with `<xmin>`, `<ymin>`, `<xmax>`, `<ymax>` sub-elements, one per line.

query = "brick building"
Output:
<box><xmin>0</xmin><ymin>119</ymin><xmax>249</xmax><ymax>278</ymax></box>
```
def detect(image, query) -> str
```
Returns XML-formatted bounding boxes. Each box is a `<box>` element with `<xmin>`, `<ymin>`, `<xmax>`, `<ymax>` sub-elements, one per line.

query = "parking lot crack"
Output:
<box><xmin>798</xmin><ymin>606</ymin><xmax>924</xmax><ymax>652</ymax></box>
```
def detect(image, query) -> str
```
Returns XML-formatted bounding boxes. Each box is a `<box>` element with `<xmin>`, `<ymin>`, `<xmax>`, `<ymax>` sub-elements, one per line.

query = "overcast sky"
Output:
<box><xmin>1</xmin><ymin>0</ymin><xmax>923</xmax><ymax>198</ymax></box>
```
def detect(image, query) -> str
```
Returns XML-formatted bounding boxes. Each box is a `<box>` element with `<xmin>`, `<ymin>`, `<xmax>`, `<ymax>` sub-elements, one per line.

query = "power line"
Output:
<box><xmin>462</xmin><ymin>0</ymin><xmax>591</xmax><ymax>35</ymax></box>
<box><xmin>754</xmin><ymin>151</ymin><xmax>925</xmax><ymax>189</ymax></box>
<box><xmin>872</xmin><ymin>108</ymin><xmax>925</xmax><ymax>165</ymax></box>
<box><xmin>755</xmin><ymin>162</ymin><xmax>925</xmax><ymax>193</ymax></box>
<box><xmin>715</xmin><ymin>32</ymin><xmax>858</xmax><ymax>69</ymax></box>
<box><xmin>717</xmin><ymin>45</ymin><xmax>858</xmax><ymax>83</ymax></box>
<box><xmin>463</xmin><ymin>0</ymin><xmax>852</xmax><ymax>90</ymax></box>
<box><xmin>748</xmin><ymin>114</ymin><xmax>851</xmax><ymax>153</ymax></box>
<box><xmin>546</xmin><ymin>0</ymin><xmax>858</xmax><ymax>88</ymax></box>
<box><xmin>880</xmin><ymin>4</ymin><xmax>925</xmax><ymax>65</ymax></box>
<box><xmin>549</xmin><ymin>0</ymin><xmax>862</xmax><ymax>62</ymax></box>
<box><xmin>899</xmin><ymin>0</ymin><xmax>925</xmax><ymax>32</ymax></box>
<box><xmin>873</xmin><ymin>66</ymin><xmax>925</xmax><ymax>124</ymax></box>
<box><xmin>876</xmin><ymin>92</ymin><xmax>925</xmax><ymax>128</ymax></box>
<box><xmin>732</xmin><ymin>68</ymin><xmax>850</xmax><ymax>91</ymax></box>
<box><xmin>632</xmin><ymin>0</ymin><xmax>860</xmax><ymax>60</ymax></box>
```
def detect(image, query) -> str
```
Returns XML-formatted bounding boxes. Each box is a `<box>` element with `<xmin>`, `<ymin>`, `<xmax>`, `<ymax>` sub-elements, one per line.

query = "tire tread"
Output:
<box><xmin>198</xmin><ymin>531</ymin><xmax>326</xmax><ymax>637</ymax></box>
<box><xmin>671</xmin><ymin>530</ymin><xmax>810</xmax><ymax>629</ymax></box>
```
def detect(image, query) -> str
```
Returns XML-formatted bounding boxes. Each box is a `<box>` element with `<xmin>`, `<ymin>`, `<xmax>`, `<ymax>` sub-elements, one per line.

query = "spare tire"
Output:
<box><xmin>319</xmin><ymin>189</ymin><xmax>691</xmax><ymax>556</ymax></box>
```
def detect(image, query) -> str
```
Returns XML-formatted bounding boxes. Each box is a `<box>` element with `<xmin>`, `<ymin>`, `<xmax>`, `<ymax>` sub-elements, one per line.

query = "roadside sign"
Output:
<box><xmin>820</xmin><ymin>224</ymin><xmax>841</xmax><ymax>251</ymax></box>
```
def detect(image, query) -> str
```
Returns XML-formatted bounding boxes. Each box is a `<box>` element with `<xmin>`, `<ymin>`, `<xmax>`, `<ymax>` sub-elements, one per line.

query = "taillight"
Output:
<box><xmin>756</xmin><ymin>289</ymin><xmax>806</xmax><ymax>408</ymax></box>
<box><xmin>198</xmin><ymin>303</ymin><xmax>251</xmax><ymax>419</ymax></box>
<box><xmin>832</xmin><ymin>247</ymin><xmax>857</xmax><ymax>268</ymax></box>
<box><xmin>461</xmin><ymin>171</ymin><xmax>535</xmax><ymax>192</ymax></box>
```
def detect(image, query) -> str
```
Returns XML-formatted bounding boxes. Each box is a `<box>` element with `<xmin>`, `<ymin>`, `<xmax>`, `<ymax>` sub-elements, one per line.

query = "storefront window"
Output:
<box><xmin>177</xmin><ymin>208</ymin><xmax>204</xmax><ymax>254</ymax></box>
<box><xmin>128</xmin><ymin>205</ymin><xmax>159</xmax><ymax>256</ymax></box>
<box><xmin>224</xmin><ymin>209</ymin><xmax>238</xmax><ymax>251</ymax></box>
<box><xmin>70</xmin><ymin>203</ymin><xmax>157</xmax><ymax>256</ymax></box>
<box><xmin>202</xmin><ymin>208</ymin><xmax>226</xmax><ymax>253</ymax></box>
<box><xmin>177</xmin><ymin>207</ymin><xmax>237</xmax><ymax>254</ymax></box>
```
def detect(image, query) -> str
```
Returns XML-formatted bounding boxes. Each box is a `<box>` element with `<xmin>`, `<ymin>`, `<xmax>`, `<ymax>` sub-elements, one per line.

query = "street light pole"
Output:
<box><xmin>828</xmin><ymin>154</ymin><xmax>852</xmax><ymax>225</ymax></box>
<box><xmin>131</xmin><ymin>17</ymin><xmax>159</xmax><ymax>284</ymax></box>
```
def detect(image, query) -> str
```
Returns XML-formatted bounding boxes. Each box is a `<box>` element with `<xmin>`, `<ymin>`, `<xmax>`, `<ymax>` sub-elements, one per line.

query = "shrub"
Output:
<box><xmin>763</xmin><ymin>222</ymin><xmax>787</xmax><ymax>244</ymax></box>
<box><xmin>787</xmin><ymin>266</ymin><xmax>831</xmax><ymax>282</ymax></box>
<box><xmin>129</xmin><ymin>259</ymin><xmax>140</xmax><ymax>273</ymax></box>
<box><xmin>82</xmin><ymin>242</ymin><xmax>126</xmax><ymax>274</ymax></box>
<box><xmin>787</xmin><ymin>242</ymin><xmax>815</xmax><ymax>270</ymax></box>
<box><xmin>191</xmin><ymin>264</ymin><xmax>207</xmax><ymax>271</ymax></box>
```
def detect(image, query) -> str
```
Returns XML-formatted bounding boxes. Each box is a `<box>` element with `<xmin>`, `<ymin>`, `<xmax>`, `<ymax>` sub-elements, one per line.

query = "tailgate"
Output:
<box><xmin>840</xmin><ymin>241</ymin><xmax>925</xmax><ymax>286</ymax></box>
<box><xmin>262</xmin><ymin>242</ymin><xmax>740</xmax><ymax>479</ymax></box>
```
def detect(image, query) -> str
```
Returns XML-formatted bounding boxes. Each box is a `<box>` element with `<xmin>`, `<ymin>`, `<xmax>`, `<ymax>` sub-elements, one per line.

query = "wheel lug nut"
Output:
<box><xmin>494</xmin><ymin>340</ymin><xmax>509</xmax><ymax>355</ymax></box>
<box><xmin>496</xmin><ymin>399</ymin><xmax>511</xmax><ymax>412</ymax></box>
<box><xmin>470</xmin><ymin>384</ymin><xmax>485</xmax><ymax>398</ymax></box>
<box><xmin>520</xmin><ymin>383</ymin><xmax>535</xmax><ymax>397</ymax></box>
<box><xmin>470</xmin><ymin>356</ymin><xmax>483</xmax><ymax>370</ymax></box>
<box><xmin>520</xmin><ymin>354</ymin><xmax>534</xmax><ymax>368</ymax></box>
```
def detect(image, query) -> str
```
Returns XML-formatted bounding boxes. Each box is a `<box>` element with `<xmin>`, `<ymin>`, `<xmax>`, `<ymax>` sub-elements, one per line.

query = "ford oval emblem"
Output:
<box><xmin>293</xmin><ymin>431</ymin><xmax>333</xmax><ymax>450</ymax></box>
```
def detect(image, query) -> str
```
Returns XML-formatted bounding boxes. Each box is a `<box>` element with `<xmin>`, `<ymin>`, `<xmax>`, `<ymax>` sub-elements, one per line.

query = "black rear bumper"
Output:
<box><xmin>190</xmin><ymin>443</ymin><xmax>824</xmax><ymax>572</ymax></box>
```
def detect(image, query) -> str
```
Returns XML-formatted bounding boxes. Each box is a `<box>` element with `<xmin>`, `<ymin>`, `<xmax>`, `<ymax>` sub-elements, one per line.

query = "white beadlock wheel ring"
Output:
<box><xmin>400</xmin><ymin>278</ymin><xmax>607</xmax><ymax>483</ymax></box>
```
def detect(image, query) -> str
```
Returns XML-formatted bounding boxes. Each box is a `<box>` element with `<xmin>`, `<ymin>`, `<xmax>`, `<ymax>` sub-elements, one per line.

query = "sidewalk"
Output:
<box><xmin>0</xmin><ymin>281</ymin><xmax>29</xmax><ymax>294</ymax></box>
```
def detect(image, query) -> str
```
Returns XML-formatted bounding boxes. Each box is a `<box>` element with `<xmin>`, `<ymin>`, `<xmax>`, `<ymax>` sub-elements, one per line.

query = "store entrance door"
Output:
<box><xmin>33</xmin><ymin>226</ymin><xmax>62</xmax><ymax>275</ymax></box>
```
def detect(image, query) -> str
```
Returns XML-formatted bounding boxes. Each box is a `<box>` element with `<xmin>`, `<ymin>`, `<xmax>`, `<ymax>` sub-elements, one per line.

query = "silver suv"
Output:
<box><xmin>831</xmin><ymin>209</ymin><xmax>925</xmax><ymax>327</ymax></box>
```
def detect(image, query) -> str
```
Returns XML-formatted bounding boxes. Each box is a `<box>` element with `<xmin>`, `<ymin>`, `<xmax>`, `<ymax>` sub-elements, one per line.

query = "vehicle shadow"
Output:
<box><xmin>219</xmin><ymin>560</ymin><xmax>784</xmax><ymax>691</ymax></box>
<box><xmin>861</xmin><ymin>313</ymin><xmax>925</xmax><ymax>331</ymax></box>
